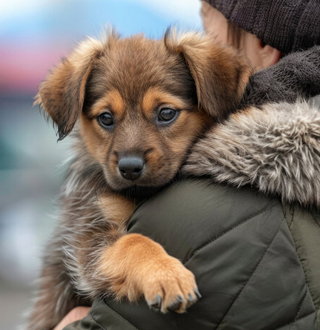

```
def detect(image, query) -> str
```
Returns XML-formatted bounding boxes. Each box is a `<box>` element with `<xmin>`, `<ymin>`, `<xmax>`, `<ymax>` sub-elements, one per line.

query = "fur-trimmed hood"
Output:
<box><xmin>183</xmin><ymin>98</ymin><xmax>320</xmax><ymax>207</ymax></box>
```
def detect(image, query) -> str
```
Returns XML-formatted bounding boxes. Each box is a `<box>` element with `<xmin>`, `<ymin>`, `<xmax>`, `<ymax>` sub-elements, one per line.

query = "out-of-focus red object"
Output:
<box><xmin>0</xmin><ymin>44</ymin><xmax>69</xmax><ymax>94</ymax></box>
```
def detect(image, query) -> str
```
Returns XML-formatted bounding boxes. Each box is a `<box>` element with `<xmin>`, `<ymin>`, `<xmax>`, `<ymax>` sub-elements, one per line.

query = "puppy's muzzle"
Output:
<box><xmin>118</xmin><ymin>155</ymin><xmax>144</xmax><ymax>181</ymax></box>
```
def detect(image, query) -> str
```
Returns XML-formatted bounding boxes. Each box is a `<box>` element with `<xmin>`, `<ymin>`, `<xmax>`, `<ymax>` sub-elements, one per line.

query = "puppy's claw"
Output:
<box><xmin>168</xmin><ymin>295</ymin><xmax>184</xmax><ymax>312</ymax></box>
<box><xmin>149</xmin><ymin>295</ymin><xmax>162</xmax><ymax>312</ymax></box>
<box><xmin>186</xmin><ymin>293</ymin><xmax>197</xmax><ymax>308</ymax></box>
<box><xmin>168</xmin><ymin>301</ymin><xmax>181</xmax><ymax>312</ymax></box>
<box><xmin>194</xmin><ymin>288</ymin><xmax>202</xmax><ymax>299</ymax></box>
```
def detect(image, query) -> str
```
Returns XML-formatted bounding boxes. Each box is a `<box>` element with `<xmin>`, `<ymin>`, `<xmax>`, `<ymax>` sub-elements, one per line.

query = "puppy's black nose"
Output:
<box><xmin>118</xmin><ymin>156</ymin><xmax>144</xmax><ymax>181</ymax></box>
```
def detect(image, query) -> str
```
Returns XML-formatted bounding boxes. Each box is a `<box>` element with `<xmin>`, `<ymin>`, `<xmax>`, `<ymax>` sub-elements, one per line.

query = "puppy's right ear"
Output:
<box><xmin>35</xmin><ymin>37</ymin><xmax>106</xmax><ymax>140</ymax></box>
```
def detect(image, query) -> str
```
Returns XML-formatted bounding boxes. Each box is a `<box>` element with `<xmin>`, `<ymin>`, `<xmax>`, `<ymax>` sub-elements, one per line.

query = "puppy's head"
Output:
<box><xmin>36</xmin><ymin>28</ymin><xmax>251</xmax><ymax>191</ymax></box>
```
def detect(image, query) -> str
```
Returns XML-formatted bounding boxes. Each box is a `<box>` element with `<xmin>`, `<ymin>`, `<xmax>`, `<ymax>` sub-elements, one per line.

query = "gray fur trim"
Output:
<box><xmin>183</xmin><ymin>101</ymin><xmax>320</xmax><ymax>207</ymax></box>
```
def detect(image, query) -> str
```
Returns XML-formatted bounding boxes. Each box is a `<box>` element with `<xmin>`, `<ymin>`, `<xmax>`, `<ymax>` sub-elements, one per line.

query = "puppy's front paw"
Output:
<box><xmin>142</xmin><ymin>256</ymin><xmax>200</xmax><ymax>313</ymax></box>
<box><xmin>100</xmin><ymin>234</ymin><xmax>200</xmax><ymax>313</ymax></box>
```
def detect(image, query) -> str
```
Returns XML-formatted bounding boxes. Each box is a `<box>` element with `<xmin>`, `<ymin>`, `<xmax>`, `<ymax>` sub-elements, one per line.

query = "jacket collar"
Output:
<box><xmin>184</xmin><ymin>99</ymin><xmax>320</xmax><ymax>207</ymax></box>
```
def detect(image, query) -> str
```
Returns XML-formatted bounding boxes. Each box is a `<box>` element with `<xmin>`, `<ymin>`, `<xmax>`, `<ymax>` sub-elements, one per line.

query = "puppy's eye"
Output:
<box><xmin>98</xmin><ymin>112</ymin><xmax>114</xmax><ymax>128</ymax></box>
<box><xmin>157</xmin><ymin>108</ymin><xmax>178</xmax><ymax>123</ymax></box>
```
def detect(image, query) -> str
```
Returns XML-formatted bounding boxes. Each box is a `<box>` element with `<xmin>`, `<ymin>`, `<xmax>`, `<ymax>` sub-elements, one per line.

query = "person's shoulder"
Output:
<box><xmin>128</xmin><ymin>179</ymin><xmax>281</xmax><ymax>261</ymax></box>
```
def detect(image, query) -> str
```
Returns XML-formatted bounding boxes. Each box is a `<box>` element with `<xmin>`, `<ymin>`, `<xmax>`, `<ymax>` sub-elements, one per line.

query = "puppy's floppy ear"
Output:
<box><xmin>35</xmin><ymin>37</ymin><xmax>106</xmax><ymax>140</ymax></box>
<box><xmin>164</xmin><ymin>29</ymin><xmax>252</xmax><ymax>119</ymax></box>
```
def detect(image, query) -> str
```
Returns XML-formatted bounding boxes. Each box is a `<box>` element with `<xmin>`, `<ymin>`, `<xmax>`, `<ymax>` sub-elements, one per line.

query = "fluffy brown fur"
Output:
<box><xmin>28</xmin><ymin>28</ymin><xmax>251</xmax><ymax>330</ymax></box>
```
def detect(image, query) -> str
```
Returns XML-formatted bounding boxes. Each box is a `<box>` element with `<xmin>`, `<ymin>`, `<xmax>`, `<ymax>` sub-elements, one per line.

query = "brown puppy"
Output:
<box><xmin>28</xmin><ymin>28</ymin><xmax>251</xmax><ymax>330</ymax></box>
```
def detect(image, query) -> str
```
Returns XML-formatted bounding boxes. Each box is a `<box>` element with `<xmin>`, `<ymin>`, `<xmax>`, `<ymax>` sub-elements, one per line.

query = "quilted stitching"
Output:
<box><xmin>274</xmin><ymin>311</ymin><xmax>317</xmax><ymax>330</ymax></box>
<box><xmin>183</xmin><ymin>203</ymin><xmax>278</xmax><ymax>266</ymax></box>
<box><xmin>215</xmin><ymin>214</ymin><xmax>284</xmax><ymax>329</ymax></box>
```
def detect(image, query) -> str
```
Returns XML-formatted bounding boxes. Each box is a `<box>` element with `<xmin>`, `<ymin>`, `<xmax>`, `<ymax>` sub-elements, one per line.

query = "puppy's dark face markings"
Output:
<box><xmin>79</xmin><ymin>38</ymin><xmax>211</xmax><ymax>190</ymax></box>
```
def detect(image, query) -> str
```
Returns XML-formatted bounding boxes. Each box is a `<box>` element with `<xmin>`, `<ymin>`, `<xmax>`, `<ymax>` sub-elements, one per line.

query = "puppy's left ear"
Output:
<box><xmin>164</xmin><ymin>29</ymin><xmax>252</xmax><ymax>119</ymax></box>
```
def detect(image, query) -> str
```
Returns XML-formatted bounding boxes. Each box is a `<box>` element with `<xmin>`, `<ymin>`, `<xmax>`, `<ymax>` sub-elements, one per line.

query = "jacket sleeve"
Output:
<box><xmin>64</xmin><ymin>179</ymin><xmax>317</xmax><ymax>330</ymax></box>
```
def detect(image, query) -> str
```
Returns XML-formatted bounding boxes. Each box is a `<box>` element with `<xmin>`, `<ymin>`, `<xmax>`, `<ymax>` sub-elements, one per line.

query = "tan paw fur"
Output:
<box><xmin>99</xmin><ymin>233</ymin><xmax>200</xmax><ymax>313</ymax></box>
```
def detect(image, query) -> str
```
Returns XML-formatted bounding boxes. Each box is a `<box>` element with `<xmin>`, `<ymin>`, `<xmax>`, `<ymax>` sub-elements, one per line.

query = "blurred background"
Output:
<box><xmin>0</xmin><ymin>0</ymin><xmax>202</xmax><ymax>328</ymax></box>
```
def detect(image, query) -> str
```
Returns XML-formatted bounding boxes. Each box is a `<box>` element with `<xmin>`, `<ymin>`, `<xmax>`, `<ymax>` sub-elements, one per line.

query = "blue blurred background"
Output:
<box><xmin>0</xmin><ymin>1</ymin><xmax>202</xmax><ymax>328</ymax></box>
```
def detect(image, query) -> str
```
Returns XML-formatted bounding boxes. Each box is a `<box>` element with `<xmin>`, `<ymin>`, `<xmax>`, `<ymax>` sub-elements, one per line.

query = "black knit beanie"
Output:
<box><xmin>204</xmin><ymin>0</ymin><xmax>320</xmax><ymax>54</ymax></box>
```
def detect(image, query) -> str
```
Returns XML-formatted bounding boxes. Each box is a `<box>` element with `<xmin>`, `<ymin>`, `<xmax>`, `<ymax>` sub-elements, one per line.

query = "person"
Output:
<box><xmin>200</xmin><ymin>1</ymin><xmax>282</xmax><ymax>72</ymax></box>
<box><xmin>56</xmin><ymin>0</ymin><xmax>320</xmax><ymax>329</ymax></box>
